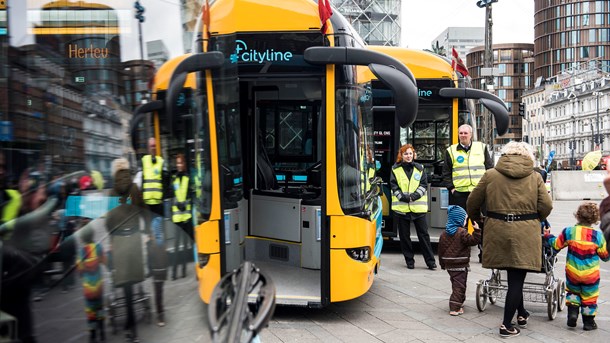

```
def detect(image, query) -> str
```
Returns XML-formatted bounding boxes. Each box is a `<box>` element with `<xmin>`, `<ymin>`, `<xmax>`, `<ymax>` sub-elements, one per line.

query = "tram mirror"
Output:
<box><xmin>439</xmin><ymin>87</ymin><xmax>509</xmax><ymax>136</ymax></box>
<box><xmin>368</xmin><ymin>63</ymin><xmax>418</xmax><ymax>128</ymax></box>
<box><xmin>130</xmin><ymin>100</ymin><xmax>164</xmax><ymax>151</ymax></box>
<box><xmin>480</xmin><ymin>98</ymin><xmax>509</xmax><ymax>135</ymax></box>
<box><xmin>166</xmin><ymin>51</ymin><xmax>225</xmax><ymax>133</ymax></box>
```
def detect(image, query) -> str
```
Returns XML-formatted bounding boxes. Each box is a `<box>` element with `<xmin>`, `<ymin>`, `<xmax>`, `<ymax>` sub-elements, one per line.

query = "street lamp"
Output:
<box><xmin>571</xmin><ymin>115</ymin><xmax>576</xmax><ymax>170</ymax></box>
<box><xmin>593</xmin><ymin>91</ymin><xmax>603</xmax><ymax>151</ymax></box>
<box><xmin>476</xmin><ymin>0</ymin><xmax>498</xmax><ymax>147</ymax></box>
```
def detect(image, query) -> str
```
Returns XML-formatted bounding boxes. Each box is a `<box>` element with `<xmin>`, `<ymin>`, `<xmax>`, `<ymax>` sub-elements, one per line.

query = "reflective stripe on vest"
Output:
<box><xmin>449</xmin><ymin>141</ymin><xmax>486</xmax><ymax>192</ymax></box>
<box><xmin>142</xmin><ymin>155</ymin><xmax>164</xmax><ymax>205</ymax></box>
<box><xmin>391</xmin><ymin>166</ymin><xmax>428</xmax><ymax>214</ymax></box>
<box><xmin>172</xmin><ymin>175</ymin><xmax>192</xmax><ymax>223</ymax></box>
<box><xmin>1</xmin><ymin>189</ymin><xmax>22</xmax><ymax>240</ymax></box>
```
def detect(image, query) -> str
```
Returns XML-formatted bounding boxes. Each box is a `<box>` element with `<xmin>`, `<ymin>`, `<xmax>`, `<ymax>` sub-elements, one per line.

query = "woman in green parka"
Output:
<box><xmin>467</xmin><ymin>141</ymin><xmax>553</xmax><ymax>338</ymax></box>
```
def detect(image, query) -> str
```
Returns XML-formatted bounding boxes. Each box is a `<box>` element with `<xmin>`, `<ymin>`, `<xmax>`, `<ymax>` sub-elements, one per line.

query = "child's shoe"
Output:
<box><xmin>499</xmin><ymin>325</ymin><xmax>520</xmax><ymax>338</ymax></box>
<box><xmin>449</xmin><ymin>308</ymin><xmax>464</xmax><ymax>316</ymax></box>
<box><xmin>583</xmin><ymin>315</ymin><xmax>597</xmax><ymax>331</ymax></box>
<box><xmin>567</xmin><ymin>305</ymin><xmax>579</xmax><ymax>327</ymax></box>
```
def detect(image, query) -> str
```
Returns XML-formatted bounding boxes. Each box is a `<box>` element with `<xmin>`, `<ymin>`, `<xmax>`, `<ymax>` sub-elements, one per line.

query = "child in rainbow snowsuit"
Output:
<box><xmin>77</xmin><ymin>227</ymin><xmax>107</xmax><ymax>342</ymax></box>
<box><xmin>544</xmin><ymin>202</ymin><xmax>609</xmax><ymax>331</ymax></box>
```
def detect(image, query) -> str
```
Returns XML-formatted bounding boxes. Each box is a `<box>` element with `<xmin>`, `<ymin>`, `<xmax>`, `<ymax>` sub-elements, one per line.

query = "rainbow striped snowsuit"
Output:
<box><xmin>546</xmin><ymin>225</ymin><xmax>610</xmax><ymax>315</ymax></box>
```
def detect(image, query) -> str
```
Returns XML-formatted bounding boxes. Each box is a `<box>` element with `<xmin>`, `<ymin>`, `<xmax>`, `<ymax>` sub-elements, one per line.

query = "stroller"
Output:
<box><xmin>475</xmin><ymin>221</ymin><xmax>567</xmax><ymax>320</ymax></box>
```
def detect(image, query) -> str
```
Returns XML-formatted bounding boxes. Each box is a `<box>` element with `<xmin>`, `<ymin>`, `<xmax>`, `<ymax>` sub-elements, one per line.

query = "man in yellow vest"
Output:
<box><xmin>390</xmin><ymin>144</ymin><xmax>436</xmax><ymax>270</ymax></box>
<box><xmin>141</xmin><ymin>137</ymin><xmax>169</xmax><ymax>217</ymax></box>
<box><xmin>171</xmin><ymin>153</ymin><xmax>193</xmax><ymax>280</ymax></box>
<box><xmin>442</xmin><ymin>124</ymin><xmax>493</xmax><ymax>261</ymax></box>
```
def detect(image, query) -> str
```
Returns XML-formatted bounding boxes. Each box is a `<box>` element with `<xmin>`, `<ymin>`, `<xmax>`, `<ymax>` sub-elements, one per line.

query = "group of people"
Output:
<box><xmin>0</xmin><ymin>136</ymin><xmax>196</xmax><ymax>343</ymax></box>
<box><xmin>79</xmin><ymin>137</ymin><xmax>195</xmax><ymax>343</ymax></box>
<box><xmin>390</xmin><ymin>123</ymin><xmax>610</xmax><ymax>338</ymax></box>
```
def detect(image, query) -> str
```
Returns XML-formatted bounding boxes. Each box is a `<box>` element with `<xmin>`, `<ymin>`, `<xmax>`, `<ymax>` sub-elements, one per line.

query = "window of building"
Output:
<box><xmin>589</xmin><ymin>29</ymin><xmax>596</xmax><ymax>42</ymax></box>
<box><xmin>571</xmin><ymin>30</ymin><xmax>579</xmax><ymax>44</ymax></box>
<box><xmin>596</xmin><ymin>13</ymin><xmax>605</xmax><ymax>25</ymax></box>
<box><xmin>500</xmin><ymin>50</ymin><xmax>512</xmax><ymax>62</ymax></box>
<box><xmin>581</xmin><ymin>46</ymin><xmax>589</xmax><ymax>58</ymax></box>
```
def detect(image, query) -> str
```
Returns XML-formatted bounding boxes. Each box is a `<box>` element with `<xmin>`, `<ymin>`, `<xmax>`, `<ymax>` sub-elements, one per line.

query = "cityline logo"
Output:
<box><xmin>230</xmin><ymin>40</ymin><xmax>293</xmax><ymax>64</ymax></box>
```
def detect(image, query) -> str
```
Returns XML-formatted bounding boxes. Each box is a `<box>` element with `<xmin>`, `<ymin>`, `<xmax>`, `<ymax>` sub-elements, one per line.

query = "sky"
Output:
<box><xmin>401</xmin><ymin>0</ymin><xmax>535</xmax><ymax>50</ymax></box>
<box><xmin>13</xmin><ymin>0</ymin><xmax>534</xmax><ymax>60</ymax></box>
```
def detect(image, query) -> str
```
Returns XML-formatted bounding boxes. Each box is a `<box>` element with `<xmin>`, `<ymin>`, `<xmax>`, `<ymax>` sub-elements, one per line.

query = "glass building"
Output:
<box><xmin>534</xmin><ymin>0</ymin><xmax>610</xmax><ymax>79</ymax></box>
<box><xmin>331</xmin><ymin>0</ymin><xmax>401</xmax><ymax>46</ymax></box>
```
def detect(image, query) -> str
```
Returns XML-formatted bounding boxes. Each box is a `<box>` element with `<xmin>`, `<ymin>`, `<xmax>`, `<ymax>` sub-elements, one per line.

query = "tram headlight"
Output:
<box><xmin>198</xmin><ymin>253</ymin><xmax>211</xmax><ymax>268</ymax></box>
<box><xmin>345</xmin><ymin>247</ymin><xmax>371</xmax><ymax>262</ymax></box>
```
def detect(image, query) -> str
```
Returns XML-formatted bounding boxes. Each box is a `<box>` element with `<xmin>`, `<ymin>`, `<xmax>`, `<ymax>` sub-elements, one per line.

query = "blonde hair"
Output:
<box><xmin>501</xmin><ymin>141</ymin><xmax>535</xmax><ymax>163</ymax></box>
<box><xmin>111</xmin><ymin>158</ymin><xmax>130</xmax><ymax>178</ymax></box>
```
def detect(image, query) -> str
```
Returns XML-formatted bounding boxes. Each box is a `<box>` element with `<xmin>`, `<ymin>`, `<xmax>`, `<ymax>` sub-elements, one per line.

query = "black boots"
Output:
<box><xmin>583</xmin><ymin>315</ymin><xmax>597</xmax><ymax>331</ymax></box>
<box><xmin>567</xmin><ymin>305</ymin><xmax>579</xmax><ymax>327</ymax></box>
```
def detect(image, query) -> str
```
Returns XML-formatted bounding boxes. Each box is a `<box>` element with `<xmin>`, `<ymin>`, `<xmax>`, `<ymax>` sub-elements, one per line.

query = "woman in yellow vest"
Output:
<box><xmin>390</xmin><ymin>144</ymin><xmax>437</xmax><ymax>270</ymax></box>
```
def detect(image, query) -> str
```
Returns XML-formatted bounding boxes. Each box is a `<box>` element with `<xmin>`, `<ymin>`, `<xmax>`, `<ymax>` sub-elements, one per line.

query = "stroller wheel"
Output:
<box><xmin>556</xmin><ymin>279</ymin><xmax>566</xmax><ymax>312</ymax></box>
<box><xmin>547</xmin><ymin>288</ymin><xmax>558</xmax><ymax>320</ymax></box>
<box><xmin>475</xmin><ymin>281</ymin><xmax>488</xmax><ymax>312</ymax></box>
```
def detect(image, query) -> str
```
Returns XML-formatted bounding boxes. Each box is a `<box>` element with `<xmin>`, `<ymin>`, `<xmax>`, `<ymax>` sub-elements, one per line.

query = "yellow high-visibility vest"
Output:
<box><xmin>448</xmin><ymin>141</ymin><xmax>486</xmax><ymax>192</ymax></box>
<box><xmin>172</xmin><ymin>175</ymin><xmax>192</xmax><ymax>223</ymax></box>
<box><xmin>391</xmin><ymin>165</ymin><xmax>428</xmax><ymax>214</ymax></box>
<box><xmin>142</xmin><ymin>155</ymin><xmax>164</xmax><ymax>205</ymax></box>
<box><xmin>1</xmin><ymin>189</ymin><xmax>22</xmax><ymax>240</ymax></box>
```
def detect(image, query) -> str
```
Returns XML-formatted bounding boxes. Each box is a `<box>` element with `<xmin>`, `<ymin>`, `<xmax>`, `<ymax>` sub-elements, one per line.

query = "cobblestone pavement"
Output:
<box><xmin>32</xmin><ymin>201</ymin><xmax>609</xmax><ymax>342</ymax></box>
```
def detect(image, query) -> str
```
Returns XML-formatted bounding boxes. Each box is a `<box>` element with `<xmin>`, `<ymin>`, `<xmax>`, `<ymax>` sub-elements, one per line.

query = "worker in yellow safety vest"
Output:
<box><xmin>171</xmin><ymin>153</ymin><xmax>193</xmax><ymax>280</ymax></box>
<box><xmin>390</xmin><ymin>144</ymin><xmax>436</xmax><ymax>270</ymax></box>
<box><xmin>141</xmin><ymin>137</ymin><xmax>169</xmax><ymax>217</ymax></box>
<box><xmin>442</xmin><ymin>124</ymin><xmax>493</xmax><ymax>262</ymax></box>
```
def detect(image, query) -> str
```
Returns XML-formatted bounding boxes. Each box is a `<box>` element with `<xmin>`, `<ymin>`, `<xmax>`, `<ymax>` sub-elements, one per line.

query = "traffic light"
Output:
<box><xmin>134</xmin><ymin>1</ymin><xmax>145</xmax><ymax>23</ymax></box>
<box><xmin>518</xmin><ymin>103</ymin><xmax>525</xmax><ymax>117</ymax></box>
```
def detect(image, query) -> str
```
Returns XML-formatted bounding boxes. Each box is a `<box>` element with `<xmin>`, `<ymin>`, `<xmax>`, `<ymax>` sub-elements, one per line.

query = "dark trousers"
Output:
<box><xmin>153</xmin><ymin>280</ymin><xmax>164</xmax><ymax>315</ymax></box>
<box><xmin>172</xmin><ymin>220</ymin><xmax>192</xmax><ymax>279</ymax></box>
<box><xmin>396</xmin><ymin>215</ymin><xmax>435</xmax><ymax>267</ymax></box>
<box><xmin>1</xmin><ymin>245</ymin><xmax>40</xmax><ymax>343</ymax></box>
<box><xmin>122</xmin><ymin>284</ymin><xmax>137</xmax><ymax>336</ymax></box>
<box><xmin>503</xmin><ymin>269</ymin><xmax>528</xmax><ymax>327</ymax></box>
<box><xmin>448</xmin><ymin>269</ymin><xmax>468</xmax><ymax>311</ymax></box>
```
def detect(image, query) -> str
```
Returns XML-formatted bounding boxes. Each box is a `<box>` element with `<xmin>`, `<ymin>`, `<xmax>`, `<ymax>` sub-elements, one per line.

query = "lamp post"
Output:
<box><xmin>593</xmin><ymin>91</ymin><xmax>602</xmax><ymax>151</ymax></box>
<box><xmin>571</xmin><ymin>115</ymin><xmax>576</xmax><ymax>170</ymax></box>
<box><xmin>477</xmin><ymin>0</ymin><xmax>498</xmax><ymax>147</ymax></box>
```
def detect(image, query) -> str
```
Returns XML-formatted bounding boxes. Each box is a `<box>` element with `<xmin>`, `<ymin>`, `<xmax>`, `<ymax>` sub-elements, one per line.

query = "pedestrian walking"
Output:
<box><xmin>438</xmin><ymin>205</ymin><xmax>481</xmax><ymax>316</ymax></box>
<box><xmin>544</xmin><ymin>202</ymin><xmax>609</xmax><ymax>330</ymax></box>
<box><xmin>106</xmin><ymin>158</ymin><xmax>146</xmax><ymax>343</ymax></box>
<box><xmin>390</xmin><ymin>144</ymin><xmax>436</xmax><ymax>270</ymax></box>
<box><xmin>466</xmin><ymin>141</ymin><xmax>552</xmax><ymax>338</ymax></box>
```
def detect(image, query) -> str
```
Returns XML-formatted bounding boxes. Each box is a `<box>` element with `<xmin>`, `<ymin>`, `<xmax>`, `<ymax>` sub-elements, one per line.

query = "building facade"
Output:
<box><xmin>467</xmin><ymin>43</ymin><xmax>535</xmax><ymax>151</ymax></box>
<box><xmin>432</xmin><ymin>27</ymin><xmax>484</xmax><ymax>60</ymax></box>
<box><xmin>534</xmin><ymin>0</ymin><xmax>610</xmax><ymax>80</ymax></box>
<box><xmin>331</xmin><ymin>0</ymin><xmax>401</xmax><ymax>46</ymax></box>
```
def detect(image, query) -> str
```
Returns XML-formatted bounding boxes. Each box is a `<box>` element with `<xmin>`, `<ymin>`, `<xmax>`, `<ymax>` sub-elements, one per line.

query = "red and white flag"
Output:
<box><xmin>318</xmin><ymin>0</ymin><xmax>333</xmax><ymax>34</ymax></box>
<box><xmin>451</xmin><ymin>47</ymin><xmax>469</xmax><ymax>77</ymax></box>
